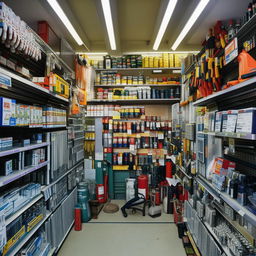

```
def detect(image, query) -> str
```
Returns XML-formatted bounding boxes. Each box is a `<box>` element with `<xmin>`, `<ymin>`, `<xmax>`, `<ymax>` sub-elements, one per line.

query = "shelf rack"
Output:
<box><xmin>196</xmin><ymin>176</ymin><xmax>256</xmax><ymax>226</ymax></box>
<box><xmin>176</xmin><ymin>165</ymin><xmax>192</xmax><ymax>179</ymax></box>
<box><xmin>197</xmin><ymin>131</ymin><xmax>256</xmax><ymax>140</ymax></box>
<box><xmin>5</xmin><ymin>211</ymin><xmax>51</xmax><ymax>256</ymax></box>
<box><xmin>0</xmin><ymin>66</ymin><xmax>69</xmax><ymax>104</ymax></box>
<box><xmin>95</xmin><ymin>67</ymin><xmax>181</xmax><ymax>71</ymax></box>
<box><xmin>6</xmin><ymin>194</ymin><xmax>44</xmax><ymax>226</ymax></box>
<box><xmin>0</xmin><ymin>161</ymin><xmax>49</xmax><ymax>187</ymax></box>
<box><xmin>203</xmin><ymin>221</ymin><xmax>232</xmax><ymax>256</ymax></box>
<box><xmin>87</xmin><ymin>98</ymin><xmax>180</xmax><ymax>105</ymax></box>
<box><xmin>0</xmin><ymin>142</ymin><xmax>49</xmax><ymax>158</ymax></box>
<box><xmin>193</xmin><ymin>76</ymin><xmax>256</xmax><ymax>107</ymax></box>
<box><xmin>94</xmin><ymin>84</ymin><xmax>181</xmax><ymax>87</ymax></box>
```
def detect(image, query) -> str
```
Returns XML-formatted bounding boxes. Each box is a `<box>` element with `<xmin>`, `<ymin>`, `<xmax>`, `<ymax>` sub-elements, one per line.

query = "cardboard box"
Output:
<box><xmin>236</xmin><ymin>107</ymin><xmax>256</xmax><ymax>134</ymax></box>
<box><xmin>0</xmin><ymin>97</ymin><xmax>16</xmax><ymax>126</ymax></box>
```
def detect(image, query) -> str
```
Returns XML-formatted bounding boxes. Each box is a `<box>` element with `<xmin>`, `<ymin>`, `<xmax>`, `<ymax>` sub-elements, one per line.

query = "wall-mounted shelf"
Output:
<box><xmin>196</xmin><ymin>176</ymin><xmax>256</xmax><ymax>226</ymax></box>
<box><xmin>0</xmin><ymin>142</ymin><xmax>49</xmax><ymax>158</ymax></box>
<box><xmin>193</xmin><ymin>76</ymin><xmax>256</xmax><ymax>107</ymax></box>
<box><xmin>95</xmin><ymin>67</ymin><xmax>181</xmax><ymax>71</ymax></box>
<box><xmin>5</xmin><ymin>211</ymin><xmax>51</xmax><ymax>256</ymax></box>
<box><xmin>94</xmin><ymin>84</ymin><xmax>181</xmax><ymax>87</ymax></box>
<box><xmin>0</xmin><ymin>161</ymin><xmax>49</xmax><ymax>187</ymax></box>
<box><xmin>0</xmin><ymin>66</ymin><xmax>69</xmax><ymax>104</ymax></box>
<box><xmin>6</xmin><ymin>194</ymin><xmax>43</xmax><ymax>225</ymax></box>
<box><xmin>87</xmin><ymin>98</ymin><xmax>180</xmax><ymax>105</ymax></box>
<box><xmin>197</xmin><ymin>131</ymin><xmax>256</xmax><ymax>140</ymax></box>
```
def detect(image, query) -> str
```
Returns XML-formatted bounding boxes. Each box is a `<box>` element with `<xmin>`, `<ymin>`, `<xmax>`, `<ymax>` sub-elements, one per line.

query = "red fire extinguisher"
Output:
<box><xmin>96</xmin><ymin>184</ymin><xmax>105</xmax><ymax>203</ymax></box>
<box><xmin>138</xmin><ymin>175</ymin><xmax>149</xmax><ymax>200</ymax></box>
<box><xmin>74</xmin><ymin>207</ymin><xmax>82</xmax><ymax>231</ymax></box>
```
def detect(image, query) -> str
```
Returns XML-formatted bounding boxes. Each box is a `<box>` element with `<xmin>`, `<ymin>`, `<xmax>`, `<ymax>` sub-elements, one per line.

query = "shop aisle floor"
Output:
<box><xmin>59</xmin><ymin>222</ymin><xmax>186</xmax><ymax>256</ymax></box>
<box><xmin>59</xmin><ymin>200</ymin><xmax>186</xmax><ymax>256</ymax></box>
<box><xmin>90</xmin><ymin>200</ymin><xmax>174</xmax><ymax>223</ymax></box>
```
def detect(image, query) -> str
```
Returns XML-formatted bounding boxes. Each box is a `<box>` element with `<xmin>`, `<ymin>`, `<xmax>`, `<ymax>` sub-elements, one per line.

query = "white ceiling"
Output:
<box><xmin>3</xmin><ymin>0</ymin><xmax>251</xmax><ymax>53</ymax></box>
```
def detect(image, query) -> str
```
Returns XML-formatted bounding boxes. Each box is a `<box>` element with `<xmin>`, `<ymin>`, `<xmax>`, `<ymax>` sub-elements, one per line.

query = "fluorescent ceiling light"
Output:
<box><xmin>101</xmin><ymin>0</ymin><xmax>116</xmax><ymax>50</ymax></box>
<box><xmin>153</xmin><ymin>0</ymin><xmax>178</xmax><ymax>50</ymax></box>
<box><xmin>47</xmin><ymin>0</ymin><xmax>84</xmax><ymax>46</ymax></box>
<box><xmin>171</xmin><ymin>0</ymin><xmax>210</xmax><ymax>50</ymax></box>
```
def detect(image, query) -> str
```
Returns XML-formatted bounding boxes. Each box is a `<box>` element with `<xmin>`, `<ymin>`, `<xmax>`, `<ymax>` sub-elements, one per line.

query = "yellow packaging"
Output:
<box><xmin>162</xmin><ymin>53</ymin><xmax>169</xmax><ymax>68</ymax></box>
<box><xmin>153</xmin><ymin>57</ymin><xmax>159</xmax><ymax>68</ymax></box>
<box><xmin>169</xmin><ymin>53</ymin><xmax>174</xmax><ymax>67</ymax></box>
<box><xmin>149</xmin><ymin>57</ymin><xmax>154</xmax><ymax>68</ymax></box>
<box><xmin>144</xmin><ymin>57</ymin><xmax>149</xmax><ymax>68</ymax></box>
<box><xmin>27</xmin><ymin>214</ymin><xmax>44</xmax><ymax>232</ymax></box>
<box><xmin>3</xmin><ymin>226</ymin><xmax>26</xmax><ymax>255</ymax></box>
<box><xmin>159</xmin><ymin>57</ymin><xmax>163</xmax><ymax>67</ymax></box>
<box><xmin>49</xmin><ymin>73</ymin><xmax>70</xmax><ymax>98</ymax></box>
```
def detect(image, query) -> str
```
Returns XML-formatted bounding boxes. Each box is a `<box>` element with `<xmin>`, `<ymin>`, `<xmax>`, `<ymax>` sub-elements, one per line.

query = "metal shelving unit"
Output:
<box><xmin>5</xmin><ymin>212</ymin><xmax>51</xmax><ymax>256</ymax></box>
<box><xmin>88</xmin><ymin>98</ymin><xmax>180</xmax><ymax>105</ymax></box>
<box><xmin>6</xmin><ymin>194</ymin><xmax>44</xmax><ymax>226</ymax></box>
<box><xmin>203</xmin><ymin>221</ymin><xmax>232</xmax><ymax>256</ymax></box>
<box><xmin>94</xmin><ymin>83</ymin><xmax>181</xmax><ymax>87</ymax></box>
<box><xmin>197</xmin><ymin>131</ymin><xmax>256</xmax><ymax>140</ymax></box>
<box><xmin>0</xmin><ymin>142</ymin><xmax>49</xmax><ymax>158</ymax></box>
<box><xmin>193</xmin><ymin>76</ymin><xmax>256</xmax><ymax>107</ymax></box>
<box><xmin>95</xmin><ymin>67</ymin><xmax>181</xmax><ymax>71</ymax></box>
<box><xmin>176</xmin><ymin>165</ymin><xmax>192</xmax><ymax>179</ymax></box>
<box><xmin>196</xmin><ymin>176</ymin><xmax>256</xmax><ymax>226</ymax></box>
<box><xmin>0</xmin><ymin>66</ymin><xmax>69</xmax><ymax>104</ymax></box>
<box><xmin>0</xmin><ymin>161</ymin><xmax>49</xmax><ymax>187</ymax></box>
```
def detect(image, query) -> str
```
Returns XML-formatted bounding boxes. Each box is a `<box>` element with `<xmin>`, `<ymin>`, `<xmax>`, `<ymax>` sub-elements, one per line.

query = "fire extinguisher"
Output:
<box><xmin>138</xmin><ymin>175</ymin><xmax>149</xmax><ymax>200</ymax></box>
<box><xmin>96</xmin><ymin>184</ymin><xmax>105</xmax><ymax>203</ymax></box>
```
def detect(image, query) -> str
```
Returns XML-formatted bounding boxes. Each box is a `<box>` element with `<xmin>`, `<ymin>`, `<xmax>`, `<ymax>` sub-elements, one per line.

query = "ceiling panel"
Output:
<box><xmin>67</xmin><ymin>0</ymin><xmax>104</xmax><ymax>41</ymax></box>
<box><xmin>1</xmin><ymin>0</ymin><xmax>254</xmax><ymax>53</ymax></box>
<box><xmin>118</xmin><ymin>0</ymin><xmax>161</xmax><ymax>41</ymax></box>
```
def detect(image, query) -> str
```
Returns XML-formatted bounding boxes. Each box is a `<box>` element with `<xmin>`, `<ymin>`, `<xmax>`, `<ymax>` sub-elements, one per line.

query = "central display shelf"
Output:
<box><xmin>94</xmin><ymin>84</ymin><xmax>181</xmax><ymax>87</ymax></box>
<box><xmin>95</xmin><ymin>67</ymin><xmax>181</xmax><ymax>71</ymax></box>
<box><xmin>87</xmin><ymin>98</ymin><xmax>180</xmax><ymax>105</ymax></box>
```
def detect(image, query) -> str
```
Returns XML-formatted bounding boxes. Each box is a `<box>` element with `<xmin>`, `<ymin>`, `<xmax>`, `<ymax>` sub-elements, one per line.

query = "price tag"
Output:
<box><xmin>158</xmin><ymin>133</ymin><xmax>164</xmax><ymax>139</ymax></box>
<box><xmin>238</xmin><ymin>209</ymin><xmax>245</xmax><ymax>217</ymax></box>
<box><xmin>170</xmin><ymin>155</ymin><xmax>176</xmax><ymax>163</ymax></box>
<box><xmin>159</xmin><ymin>159</ymin><xmax>165</xmax><ymax>166</ymax></box>
<box><xmin>228</xmin><ymin>138</ymin><xmax>235</xmax><ymax>155</ymax></box>
<box><xmin>130</xmin><ymin>144</ymin><xmax>135</xmax><ymax>151</ymax></box>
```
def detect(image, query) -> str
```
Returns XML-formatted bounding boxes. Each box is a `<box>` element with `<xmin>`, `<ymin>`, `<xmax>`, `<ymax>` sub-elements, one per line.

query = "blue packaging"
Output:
<box><xmin>0</xmin><ymin>97</ymin><xmax>16</xmax><ymax>126</ymax></box>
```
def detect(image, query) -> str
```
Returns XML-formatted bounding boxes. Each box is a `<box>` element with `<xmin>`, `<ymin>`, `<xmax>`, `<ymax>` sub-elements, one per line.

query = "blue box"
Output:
<box><xmin>236</xmin><ymin>108</ymin><xmax>256</xmax><ymax>134</ymax></box>
<box><xmin>0</xmin><ymin>97</ymin><xmax>16</xmax><ymax>126</ymax></box>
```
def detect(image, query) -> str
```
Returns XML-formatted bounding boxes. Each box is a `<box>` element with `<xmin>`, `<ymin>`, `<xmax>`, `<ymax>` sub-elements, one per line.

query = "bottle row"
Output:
<box><xmin>86</xmin><ymin>105</ymin><xmax>145</xmax><ymax>118</ymax></box>
<box><xmin>110</xmin><ymin>136</ymin><xmax>167</xmax><ymax>149</ymax></box>
<box><xmin>91</xmin><ymin>53</ymin><xmax>184</xmax><ymax>69</ymax></box>
<box><xmin>102</xmin><ymin>118</ymin><xmax>172</xmax><ymax>133</ymax></box>
<box><xmin>96</xmin><ymin>87</ymin><xmax>180</xmax><ymax>100</ymax></box>
<box><xmin>112</xmin><ymin>152</ymin><xmax>166</xmax><ymax>166</ymax></box>
<box><xmin>96</xmin><ymin>72</ymin><xmax>180</xmax><ymax>86</ymax></box>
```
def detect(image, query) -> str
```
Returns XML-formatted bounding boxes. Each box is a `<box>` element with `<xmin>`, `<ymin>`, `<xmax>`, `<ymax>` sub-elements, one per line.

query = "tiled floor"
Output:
<box><xmin>59</xmin><ymin>200</ymin><xmax>186</xmax><ymax>256</ymax></box>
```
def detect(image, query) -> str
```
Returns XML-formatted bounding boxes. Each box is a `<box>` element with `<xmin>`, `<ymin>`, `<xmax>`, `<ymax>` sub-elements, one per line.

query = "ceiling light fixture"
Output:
<box><xmin>171</xmin><ymin>0</ymin><xmax>210</xmax><ymax>50</ymax></box>
<box><xmin>153</xmin><ymin>0</ymin><xmax>178</xmax><ymax>50</ymax></box>
<box><xmin>46</xmin><ymin>0</ymin><xmax>84</xmax><ymax>46</ymax></box>
<box><xmin>101</xmin><ymin>0</ymin><xmax>116</xmax><ymax>50</ymax></box>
